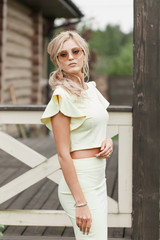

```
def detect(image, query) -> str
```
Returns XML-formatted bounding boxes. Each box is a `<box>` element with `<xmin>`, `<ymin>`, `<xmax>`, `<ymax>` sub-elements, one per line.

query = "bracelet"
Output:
<box><xmin>74</xmin><ymin>202</ymin><xmax>88</xmax><ymax>207</ymax></box>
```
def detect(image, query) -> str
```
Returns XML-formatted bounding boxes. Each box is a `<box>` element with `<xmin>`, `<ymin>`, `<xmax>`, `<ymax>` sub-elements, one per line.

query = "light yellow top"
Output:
<box><xmin>40</xmin><ymin>81</ymin><xmax>110</xmax><ymax>152</ymax></box>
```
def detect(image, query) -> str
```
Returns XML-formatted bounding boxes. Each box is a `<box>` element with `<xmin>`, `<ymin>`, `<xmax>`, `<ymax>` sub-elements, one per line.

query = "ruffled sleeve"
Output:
<box><xmin>92</xmin><ymin>81</ymin><xmax>110</xmax><ymax>109</ymax></box>
<box><xmin>40</xmin><ymin>86</ymin><xmax>87</xmax><ymax>132</ymax></box>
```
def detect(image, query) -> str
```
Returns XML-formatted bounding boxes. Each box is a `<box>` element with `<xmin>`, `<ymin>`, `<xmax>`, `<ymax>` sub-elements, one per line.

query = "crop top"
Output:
<box><xmin>40</xmin><ymin>81</ymin><xmax>110</xmax><ymax>152</ymax></box>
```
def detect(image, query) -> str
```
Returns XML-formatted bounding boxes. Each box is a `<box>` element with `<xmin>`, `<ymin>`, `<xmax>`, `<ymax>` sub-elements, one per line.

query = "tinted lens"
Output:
<box><xmin>58</xmin><ymin>51</ymin><xmax>68</xmax><ymax>60</ymax></box>
<box><xmin>72</xmin><ymin>48</ymin><xmax>82</xmax><ymax>58</ymax></box>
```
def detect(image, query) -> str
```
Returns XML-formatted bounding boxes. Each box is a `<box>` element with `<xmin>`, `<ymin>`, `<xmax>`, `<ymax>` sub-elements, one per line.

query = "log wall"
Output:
<box><xmin>0</xmin><ymin>0</ymin><xmax>43</xmax><ymax>105</ymax></box>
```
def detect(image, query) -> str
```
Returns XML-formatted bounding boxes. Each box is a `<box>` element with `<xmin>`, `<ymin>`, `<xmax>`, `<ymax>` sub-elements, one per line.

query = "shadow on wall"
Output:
<box><xmin>93</xmin><ymin>75</ymin><xmax>133</xmax><ymax>106</ymax></box>
<box><xmin>108</xmin><ymin>76</ymin><xmax>133</xmax><ymax>106</ymax></box>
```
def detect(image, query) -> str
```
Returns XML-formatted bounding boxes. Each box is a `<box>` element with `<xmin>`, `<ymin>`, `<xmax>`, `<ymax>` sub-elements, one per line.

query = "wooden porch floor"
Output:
<box><xmin>0</xmin><ymin>236</ymin><xmax>130</xmax><ymax>240</ymax></box>
<box><xmin>0</xmin><ymin>135</ymin><xmax>132</xmax><ymax>239</ymax></box>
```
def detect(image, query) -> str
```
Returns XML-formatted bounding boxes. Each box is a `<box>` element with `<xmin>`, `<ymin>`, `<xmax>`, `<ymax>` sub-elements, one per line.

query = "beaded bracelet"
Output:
<box><xmin>74</xmin><ymin>202</ymin><xmax>88</xmax><ymax>207</ymax></box>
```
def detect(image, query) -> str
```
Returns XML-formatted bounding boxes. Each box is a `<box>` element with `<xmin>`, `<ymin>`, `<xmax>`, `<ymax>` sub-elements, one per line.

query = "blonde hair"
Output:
<box><xmin>47</xmin><ymin>30</ymin><xmax>90</xmax><ymax>98</ymax></box>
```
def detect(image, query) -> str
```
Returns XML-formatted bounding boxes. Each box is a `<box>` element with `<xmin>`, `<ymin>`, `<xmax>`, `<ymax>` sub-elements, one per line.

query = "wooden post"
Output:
<box><xmin>31</xmin><ymin>11</ymin><xmax>43</xmax><ymax>104</ymax></box>
<box><xmin>0</xmin><ymin>0</ymin><xmax>7</xmax><ymax>103</ymax></box>
<box><xmin>133</xmin><ymin>0</ymin><xmax>160</xmax><ymax>239</ymax></box>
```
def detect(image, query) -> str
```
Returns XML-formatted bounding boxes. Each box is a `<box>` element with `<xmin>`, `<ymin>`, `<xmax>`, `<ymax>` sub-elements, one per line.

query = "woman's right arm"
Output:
<box><xmin>51</xmin><ymin>111</ymin><xmax>92</xmax><ymax>235</ymax></box>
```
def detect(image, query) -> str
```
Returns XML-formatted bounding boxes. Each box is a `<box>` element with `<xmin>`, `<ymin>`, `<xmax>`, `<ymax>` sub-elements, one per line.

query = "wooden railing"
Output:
<box><xmin>0</xmin><ymin>105</ymin><xmax>133</xmax><ymax>228</ymax></box>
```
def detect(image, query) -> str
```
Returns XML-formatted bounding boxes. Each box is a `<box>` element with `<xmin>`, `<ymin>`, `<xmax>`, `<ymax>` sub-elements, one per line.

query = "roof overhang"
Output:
<box><xmin>19</xmin><ymin>0</ymin><xmax>84</xmax><ymax>18</ymax></box>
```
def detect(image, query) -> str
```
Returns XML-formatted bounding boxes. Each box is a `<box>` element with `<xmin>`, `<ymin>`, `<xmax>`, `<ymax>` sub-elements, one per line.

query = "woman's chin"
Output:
<box><xmin>65</xmin><ymin>68</ymin><xmax>81</xmax><ymax>75</ymax></box>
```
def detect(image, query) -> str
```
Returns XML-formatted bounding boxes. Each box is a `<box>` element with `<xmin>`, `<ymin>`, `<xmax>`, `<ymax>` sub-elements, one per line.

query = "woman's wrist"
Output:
<box><xmin>75</xmin><ymin>196</ymin><xmax>86</xmax><ymax>204</ymax></box>
<box><xmin>74</xmin><ymin>202</ymin><xmax>88</xmax><ymax>207</ymax></box>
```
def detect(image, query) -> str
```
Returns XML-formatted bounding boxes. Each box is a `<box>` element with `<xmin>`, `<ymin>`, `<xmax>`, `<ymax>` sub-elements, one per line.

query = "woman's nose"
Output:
<box><xmin>68</xmin><ymin>51</ymin><xmax>74</xmax><ymax>60</ymax></box>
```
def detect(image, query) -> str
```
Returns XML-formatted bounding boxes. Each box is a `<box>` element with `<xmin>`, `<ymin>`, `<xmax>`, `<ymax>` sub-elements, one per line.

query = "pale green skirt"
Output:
<box><xmin>58</xmin><ymin>156</ymin><xmax>108</xmax><ymax>240</ymax></box>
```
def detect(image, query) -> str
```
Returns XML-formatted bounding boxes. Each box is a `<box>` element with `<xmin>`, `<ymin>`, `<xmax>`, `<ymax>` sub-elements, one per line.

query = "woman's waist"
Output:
<box><xmin>70</xmin><ymin>147</ymin><xmax>101</xmax><ymax>159</ymax></box>
<box><xmin>59</xmin><ymin>155</ymin><xmax>106</xmax><ymax>194</ymax></box>
<box><xmin>71</xmin><ymin>155</ymin><xmax>106</xmax><ymax>173</ymax></box>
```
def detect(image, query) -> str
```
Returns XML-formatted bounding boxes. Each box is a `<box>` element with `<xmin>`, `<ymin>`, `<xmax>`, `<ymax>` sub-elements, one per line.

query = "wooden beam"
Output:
<box><xmin>7</xmin><ymin>0</ymin><xmax>31</xmax><ymax>16</ymax></box>
<box><xmin>6</xmin><ymin>41</ymin><xmax>32</xmax><ymax>58</ymax></box>
<box><xmin>133</xmin><ymin>0</ymin><xmax>160</xmax><ymax>239</ymax></box>
<box><xmin>7</xmin><ymin>5</ymin><xmax>33</xmax><ymax>26</ymax></box>
<box><xmin>0</xmin><ymin>209</ymin><xmax>132</xmax><ymax>228</ymax></box>
<box><xmin>6</xmin><ymin>30</ymin><xmax>32</xmax><ymax>48</ymax></box>
<box><xmin>6</xmin><ymin>16</ymin><xmax>34</xmax><ymax>37</ymax></box>
<box><xmin>31</xmin><ymin>11</ymin><xmax>43</xmax><ymax>104</ymax></box>
<box><xmin>5</xmin><ymin>56</ymin><xmax>32</xmax><ymax>68</ymax></box>
<box><xmin>0</xmin><ymin>0</ymin><xmax>7</xmax><ymax>103</ymax></box>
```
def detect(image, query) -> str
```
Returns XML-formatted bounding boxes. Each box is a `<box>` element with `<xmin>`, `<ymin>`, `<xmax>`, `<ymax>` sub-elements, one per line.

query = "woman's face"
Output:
<box><xmin>57</xmin><ymin>38</ymin><xmax>85</xmax><ymax>76</ymax></box>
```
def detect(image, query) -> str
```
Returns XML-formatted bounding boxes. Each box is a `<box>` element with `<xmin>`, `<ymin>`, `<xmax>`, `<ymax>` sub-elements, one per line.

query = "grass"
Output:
<box><xmin>0</xmin><ymin>224</ymin><xmax>4</xmax><ymax>237</ymax></box>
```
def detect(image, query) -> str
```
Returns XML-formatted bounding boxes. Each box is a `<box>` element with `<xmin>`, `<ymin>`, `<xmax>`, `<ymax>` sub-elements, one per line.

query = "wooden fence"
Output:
<box><xmin>0</xmin><ymin>105</ymin><xmax>132</xmax><ymax>228</ymax></box>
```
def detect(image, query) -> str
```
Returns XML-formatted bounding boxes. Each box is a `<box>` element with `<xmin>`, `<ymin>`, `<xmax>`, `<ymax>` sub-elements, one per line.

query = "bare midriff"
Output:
<box><xmin>70</xmin><ymin>147</ymin><xmax>101</xmax><ymax>159</ymax></box>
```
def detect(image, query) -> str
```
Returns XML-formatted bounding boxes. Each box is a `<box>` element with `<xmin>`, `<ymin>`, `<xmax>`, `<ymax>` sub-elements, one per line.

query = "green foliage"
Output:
<box><xmin>0</xmin><ymin>224</ymin><xmax>4</xmax><ymax>237</ymax></box>
<box><xmin>89</xmin><ymin>25</ymin><xmax>126</xmax><ymax>56</ymax></box>
<box><xmin>88</xmin><ymin>24</ymin><xmax>133</xmax><ymax>76</ymax></box>
<box><xmin>107</xmin><ymin>41</ymin><xmax>133</xmax><ymax>76</ymax></box>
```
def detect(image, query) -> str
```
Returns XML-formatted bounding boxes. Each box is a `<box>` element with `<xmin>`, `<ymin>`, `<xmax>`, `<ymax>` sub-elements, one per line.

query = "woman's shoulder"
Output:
<box><xmin>52</xmin><ymin>85</ymin><xmax>72</xmax><ymax>100</ymax></box>
<box><xmin>53</xmin><ymin>85</ymin><xmax>66</xmax><ymax>94</ymax></box>
<box><xmin>87</xmin><ymin>80</ymin><xmax>96</xmax><ymax>88</ymax></box>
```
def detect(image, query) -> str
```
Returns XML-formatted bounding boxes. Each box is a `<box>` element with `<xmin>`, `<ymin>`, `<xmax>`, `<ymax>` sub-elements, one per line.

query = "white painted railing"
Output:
<box><xmin>0</xmin><ymin>105</ymin><xmax>132</xmax><ymax>228</ymax></box>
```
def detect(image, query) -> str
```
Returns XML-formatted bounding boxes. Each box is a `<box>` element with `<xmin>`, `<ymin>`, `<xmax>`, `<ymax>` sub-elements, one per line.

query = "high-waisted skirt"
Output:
<box><xmin>58</xmin><ymin>156</ymin><xmax>108</xmax><ymax>240</ymax></box>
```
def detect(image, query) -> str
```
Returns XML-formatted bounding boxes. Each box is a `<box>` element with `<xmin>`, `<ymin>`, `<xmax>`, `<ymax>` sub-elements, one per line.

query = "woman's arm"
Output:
<box><xmin>51</xmin><ymin>111</ymin><xmax>92</xmax><ymax>235</ymax></box>
<box><xmin>51</xmin><ymin>111</ymin><xmax>86</xmax><ymax>204</ymax></box>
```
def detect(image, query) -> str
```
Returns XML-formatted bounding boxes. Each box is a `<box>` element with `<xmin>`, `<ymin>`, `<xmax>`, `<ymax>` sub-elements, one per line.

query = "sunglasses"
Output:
<box><xmin>57</xmin><ymin>47</ymin><xmax>83</xmax><ymax>61</ymax></box>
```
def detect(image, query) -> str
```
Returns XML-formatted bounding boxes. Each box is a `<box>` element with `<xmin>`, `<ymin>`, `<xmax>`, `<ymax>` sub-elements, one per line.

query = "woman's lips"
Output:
<box><xmin>68</xmin><ymin>63</ymin><xmax>76</xmax><ymax>66</ymax></box>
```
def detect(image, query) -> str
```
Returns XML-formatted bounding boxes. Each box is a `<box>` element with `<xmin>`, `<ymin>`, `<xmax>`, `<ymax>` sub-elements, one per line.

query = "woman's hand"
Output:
<box><xmin>76</xmin><ymin>205</ymin><xmax>92</xmax><ymax>235</ymax></box>
<box><xmin>95</xmin><ymin>138</ymin><xmax>113</xmax><ymax>158</ymax></box>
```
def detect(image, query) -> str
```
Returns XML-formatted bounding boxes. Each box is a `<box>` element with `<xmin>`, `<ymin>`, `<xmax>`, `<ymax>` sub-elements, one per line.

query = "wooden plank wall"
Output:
<box><xmin>0</xmin><ymin>0</ymin><xmax>43</xmax><ymax>105</ymax></box>
<box><xmin>108</xmin><ymin>76</ymin><xmax>133</xmax><ymax>106</ymax></box>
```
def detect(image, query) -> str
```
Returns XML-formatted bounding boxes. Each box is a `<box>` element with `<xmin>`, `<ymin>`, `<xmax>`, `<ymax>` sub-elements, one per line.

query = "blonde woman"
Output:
<box><xmin>41</xmin><ymin>30</ymin><xmax>113</xmax><ymax>240</ymax></box>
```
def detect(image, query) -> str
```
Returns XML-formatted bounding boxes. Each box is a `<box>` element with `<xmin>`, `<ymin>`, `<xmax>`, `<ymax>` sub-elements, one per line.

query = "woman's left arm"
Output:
<box><xmin>95</xmin><ymin>138</ymin><xmax>113</xmax><ymax>158</ymax></box>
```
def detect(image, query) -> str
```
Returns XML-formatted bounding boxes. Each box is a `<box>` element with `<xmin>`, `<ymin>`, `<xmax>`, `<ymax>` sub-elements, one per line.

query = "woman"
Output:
<box><xmin>41</xmin><ymin>30</ymin><xmax>113</xmax><ymax>240</ymax></box>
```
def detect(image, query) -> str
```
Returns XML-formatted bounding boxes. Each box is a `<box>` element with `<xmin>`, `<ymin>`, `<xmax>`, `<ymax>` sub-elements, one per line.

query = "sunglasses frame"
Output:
<box><xmin>57</xmin><ymin>47</ymin><xmax>84</xmax><ymax>61</ymax></box>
